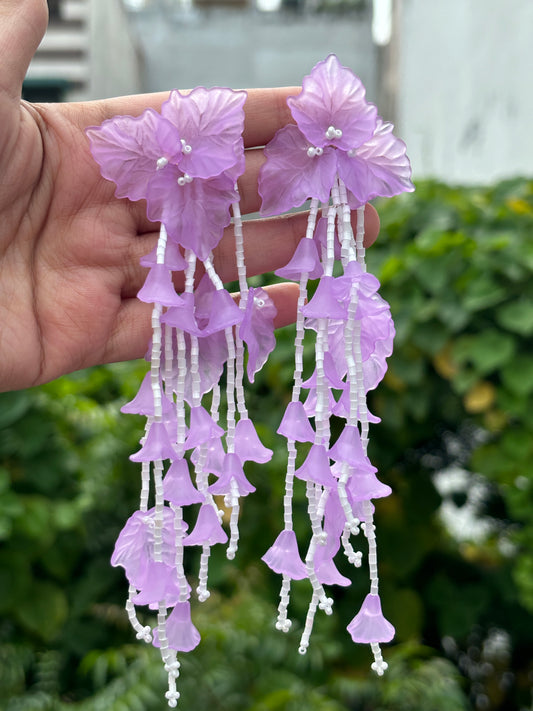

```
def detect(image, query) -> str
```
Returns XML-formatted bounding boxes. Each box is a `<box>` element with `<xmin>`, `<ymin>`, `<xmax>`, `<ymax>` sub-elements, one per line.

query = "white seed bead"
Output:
<box><xmin>156</xmin><ymin>157</ymin><xmax>169</xmax><ymax>170</ymax></box>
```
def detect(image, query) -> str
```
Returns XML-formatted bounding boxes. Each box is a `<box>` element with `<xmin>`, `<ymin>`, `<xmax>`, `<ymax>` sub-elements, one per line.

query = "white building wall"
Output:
<box><xmin>395</xmin><ymin>0</ymin><xmax>533</xmax><ymax>183</ymax></box>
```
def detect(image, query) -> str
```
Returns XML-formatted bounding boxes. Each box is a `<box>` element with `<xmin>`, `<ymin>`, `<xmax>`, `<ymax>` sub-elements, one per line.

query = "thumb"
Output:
<box><xmin>0</xmin><ymin>0</ymin><xmax>48</xmax><ymax>103</ymax></box>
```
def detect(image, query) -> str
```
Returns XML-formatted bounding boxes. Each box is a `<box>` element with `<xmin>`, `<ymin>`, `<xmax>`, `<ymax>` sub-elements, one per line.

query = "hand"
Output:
<box><xmin>0</xmin><ymin>0</ymin><xmax>379</xmax><ymax>392</ymax></box>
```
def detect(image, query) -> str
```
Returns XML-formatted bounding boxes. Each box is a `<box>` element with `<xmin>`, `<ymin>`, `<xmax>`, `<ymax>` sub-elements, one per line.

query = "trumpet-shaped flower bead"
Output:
<box><xmin>233</xmin><ymin>418</ymin><xmax>273</xmax><ymax>463</ymax></box>
<box><xmin>147</xmin><ymin>572</ymin><xmax>192</xmax><ymax>610</ymax></box>
<box><xmin>121</xmin><ymin>372</ymin><xmax>174</xmax><ymax>418</ymax></box>
<box><xmin>181</xmin><ymin>330</ymin><xmax>228</xmax><ymax>404</ymax></box>
<box><xmin>208</xmin><ymin>452</ymin><xmax>256</xmax><ymax>497</ymax></box>
<box><xmin>332</xmin><ymin>387</ymin><xmax>381</xmax><ymax>422</ymax></box>
<box><xmin>86</xmin><ymin>109</ymin><xmax>182</xmax><ymax>203</ymax></box>
<box><xmin>300</xmin><ymin>276</ymin><xmax>348</xmax><ymax>320</ymax></box>
<box><xmin>130</xmin><ymin>421</ymin><xmax>177</xmax><ymax>462</ymax></box>
<box><xmin>328</xmin><ymin>425</ymin><xmax>367</xmax><ymax>467</ymax></box>
<box><xmin>314</xmin><ymin>547</ymin><xmax>351</xmax><ymax>587</ymax></box>
<box><xmin>323</xmin><ymin>488</ymin><xmax>349</xmax><ymax>545</ymax></box>
<box><xmin>140</xmin><ymin>241</ymin><xmax>188</xmax><ymax>271</ymax></box>
<box><xmin>337</xmin><ymin>119</ymin><xmax>415</xmax><ymax>207</ymax></box>
<box><xmin>341</xmin><ymin>260</ymin><xmax>381</xmax><ymax>298</ymax></box>
<box><xmin>303</xmin><ymin>387</ymin><xmax>337</xmax><ymax>419</ymax></box>
<box><xmin>295</xmin><ymin>444</ymin><xmax>336</xmax><ymax>487</ymax></box>
<box><xmin>191</xmin><ymin>437</ymin><xmax>226</xmax><ymax>476</ymax></box>
<box><xmin>313</xmin><ymin>217</ymin><xmax>341</xmax><ymax>261</ymax></box>
<box><xmin>184</xmin><ymin>405</ymin><xmax>224</xmax><ymax>451</ymax></box>
<box><xmin>163</xmin><ymin>459</ymin><xmax>205</xmax><ymax>506</ymax></box>
<box><xmin>183</xmin><ymin>504</ymin><xmax>228</xmax><ymax>546</ymax></box>
<box><xmin>239</xmin><ymin>287</ymin><xmax>277</xmax><ymax>382</ymax></box>
<box><xmin>302</xmin><ymin>351</ymin><xmax>345</xmax><ymax>391</ymax></box>
<box><xmin>153</xmin><ymin>601</ymin><xmax>201</xmax><ymax>652</ymax></box>
<box><xmin>287</xmin><ymin>55</ymin><xmax>378</xmax><ymax>152</ymax></box>
<box><xmin>347</xmin><ymin>469</ymin><xmax>392</xmax><ymax>502</ymax></box>
<box><xmin>200</xmin><ymin>289</ymin><xmax>244</xmax><ymax>336</ymax></box>
<box><xmin>161</xmin><ymin>293</ymin><xmax>203</xmax><ymax>336</ymax></box>
<box><xmin>347</xmin><ymin>593</ymin><xmax>395</xmax><ymax>644</ymax></box>
<box><xmin>277</xmin><ymin>401</ymin><xmax>316</xmax><ymax>443</ymax></box>
<box><xmin>111</xmin><ymin>508</ymin><xmax>179</xmax><ymax>588</ymax></box>
<box><xmin>132</xmin><ymin>560</ymin><xmax>177</xmax><ymax>606</ymax></box>
<box><xmin>137</xmin><ymin>264</ymin><xmax>185</xmax><ymax>307</ymax></box>
<box><xmin>262</xmin><ymin>529</ymin><xmax>308</xmax><ymax>580</ymax></box>
<box><xmin>274</xmin><ymin>238</ymin><xmax>323</xmax><ymax>281</ymax></box>
<box><xmin>160</xmin><ymin>87</ymin><xmax>247</xmax><ymax>180</ymax></box>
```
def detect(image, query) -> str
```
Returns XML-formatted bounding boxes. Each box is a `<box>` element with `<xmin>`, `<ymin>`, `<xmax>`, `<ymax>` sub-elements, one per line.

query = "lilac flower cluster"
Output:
<box><xmin>87</xmin><ymin>55</ymin><xmax>414</xmax><ymax>707</ymax></box>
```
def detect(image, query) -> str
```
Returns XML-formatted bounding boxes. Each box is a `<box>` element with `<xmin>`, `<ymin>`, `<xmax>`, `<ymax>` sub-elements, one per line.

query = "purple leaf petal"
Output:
<box><xmin>259</xmin><ymin>125</ymin><xmax>337</xmax><ymax>215</ymax></box>
<box><xmin>161</xmin><ymin>88</ymin><xmax>247</xmax><ymax>179</ymax></box>
<box><xmin>287</xmin><ymin>54</ymin><xmax>377</xmax><ymax>151</ymax></box>
<box><xmin>239</xmin><ymin>287</ymin><xmax>276</xmax><ymax>382</ymax></box>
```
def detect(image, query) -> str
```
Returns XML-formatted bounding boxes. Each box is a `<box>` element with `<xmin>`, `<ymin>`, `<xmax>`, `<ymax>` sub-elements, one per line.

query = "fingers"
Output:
<box><xmin>0</xmin><ymin>0</ymin><xmax>48</xmax><ymax>101</ymax></box>
<box><xmin>123</xmin><ymin>203</ymin><xmax>380</xmax><ymax>299</ymax></box>
<box><xmin>106</xmin><ymin>281</ymin><xmax>299</xmax><ymax>367</ymax></box>
<box><xmin>81</xmin><ymin>86</ymin><xmax>297</xmax><ymax>151</ymax></box>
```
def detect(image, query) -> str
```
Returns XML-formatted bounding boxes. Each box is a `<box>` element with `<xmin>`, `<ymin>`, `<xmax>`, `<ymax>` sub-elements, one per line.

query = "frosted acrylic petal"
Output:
<box><xmin>121</xmin><ymin>372</ymin><xmax>174</xmax><ymax>418</ymax></box>
<box><xmin>239</xmin><ymin>287</ymin><xmax>277</xmax><ymax>383</ymax></box>
<box><xmin>201</xmin><ymin>289</ymin><xmax>244</xmax><ymax>336</ymax></box>
<box><xmin>184</xmin><ymin>405</ymin><xmax>224</xmax><ymax>450</ymax></box>
<box><xmin>137</xmin><ymin>264</ymin><xmax>184</xmax><ymax>307</ymax></box>
<box><xmin>288</xmin><ymin>55</ymin><xmax>377</xmax><ymax>151</ymax></box>
<box><xmin>328</xmin><ymin>425</ymin><xmax>366</xmax><ymax>467</ymax></box>
<box><xmin>258</xmin><ymin>125</ymin><xmax>337</xmax><ymax>215</ymax></box>
<box><xmin>163</xmin><ymin>459</ymin><xmax>205</xmax><ymax>506</ymax></box>
<box><xmin>347</xmin><ymin>593</ymin><xmax>395</xmax><ymax>644</ymax></box>
<box><xmin>161</xmin><ymin>87</ymin><xmax>246</xmax><ymax>179</ymax></box>
<box><xmin>338</xmin><ymin>119</ymin><xmax>415</xmax><ymax>206</ymax></box>
<box><xmin>161</xmin><ymin>293</ymin><xmax>203</xmax><ymax>336</ymax></box>
<box><xmin>347</xmin><ymin>470</ymin><xmax>392</xmax><ymax>502</ymax></box>
<box><xmin>183</xmin><ymin>504</ymin><xmax>228</xmax><ymax>546</ymax></box>
<box><xmin>300</xmin><ymin>276</ymin><xmax>348</xmax><ymax>320</ymax></box>
<box><xmin>208</xmin><ymin>452</ymin><xmax>255</xmax><ymax>497</ymax></box>
<box><xmin>314</xmin><ymin>549</ymin><xmax>351</xmax><ymax>587</ymax></box>
<box><xmin>153</xmin><ymin>601</ymin><xmax>201</xmax><ymax>652</ymax></box>
<box><xmin>277</xmin><ymin>401</ymin><xmax>315</xmax><ymax>443</ymax></box>
<box><xmin>87</xmin><ymin>109</ymin><xmax>179</xmax><ymax>202</ymax></box>
<box><xmin>233</xmin><ymin>418</ymin><xmax>273</xmax><ymax>463</ymax></box>
<box><xmin>140</xmin><ymin>241</ymin><xmax>187</xmax><ymax>271</ymax></box>
<box><xmin>274</xmin><ymin>238</ymin><xmax>323</xmax><ymax>281</ymax></box>
<box><xmin>295</xmin><ymin>444</ymin><xmax>336</xmax><ymax>487</ymax></box>
<box><xmin>261</xmin><ymin>529</ymin><xmax>308</xmax><ymax>580</ymax></box>
<box><xmin>130</xmin><ymin>421</ymin><xmax>177</xmax><ymax>462</ymax></box>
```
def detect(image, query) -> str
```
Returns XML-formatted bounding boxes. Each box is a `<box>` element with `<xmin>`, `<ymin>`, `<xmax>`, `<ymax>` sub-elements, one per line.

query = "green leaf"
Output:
<box><xmin>14</xmin><ymin>581</ymin><xmax>68</xmax><ymax>641</ymax></box>
<box><xmin>496</xmin><ymin>299</ymin><xmax>533</xmax><ymax>335</ymax></box>
<box><xmin>502</xmin><ymin>355</ymin><xmax>533</xmax><ymax>394</ymax></box>
<box><xmin>452</xmin><ymin>330</ymin><xmax>515</xmax><ymax>375</ymax></box>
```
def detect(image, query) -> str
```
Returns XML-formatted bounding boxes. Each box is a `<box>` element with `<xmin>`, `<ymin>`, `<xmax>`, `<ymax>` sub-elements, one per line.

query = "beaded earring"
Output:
<box><xmin>87</xmin><ymin>86</ymin><xmax>276</xmax><ymax>707</ymax></box>
<box><xmin>258</xmin><ymin>54</ymin><xmax>414</xmax><ymax>673</ymax></box>
<box><xmin>87</xmin><ymin>54</ymin><xmax>414</xmax><ymax>707</ymax></box>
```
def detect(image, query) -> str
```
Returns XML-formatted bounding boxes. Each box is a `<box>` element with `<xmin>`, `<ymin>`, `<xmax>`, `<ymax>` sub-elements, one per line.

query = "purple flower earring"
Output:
<box><xmin>87</xmin><ymin>86</ymin><xmax>276</xmax><ymax>706</ymax></box>
<box><xmin>87</xmin><ymin>54</ymin><xmax>414</xmax><ymax>707</ymax></box>
<box><xmin>259</xmin><ymin>54</ymin><xmax>414</xmax><ymax>673</ymax></box>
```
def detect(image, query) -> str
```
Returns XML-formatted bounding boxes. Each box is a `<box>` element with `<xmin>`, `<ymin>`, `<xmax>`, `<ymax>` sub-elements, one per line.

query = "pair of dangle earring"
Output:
<box><xmin>88</xmin><ymin>53</ymin><xmax>414</xmax><ymax>707</ymax></box>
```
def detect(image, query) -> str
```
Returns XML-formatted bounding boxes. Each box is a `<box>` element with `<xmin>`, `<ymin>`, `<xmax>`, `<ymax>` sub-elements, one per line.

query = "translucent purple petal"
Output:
<box><xmin>191</xmin><ymin>437</ymin><xmax>226</xmax><ymax>476</ymax></box>
<box><xmin>132</xmin><ymin>560</ymin><xmax>175</xmax><ymax>606</ymax></box>
<box><xmin>347</xmin><ymin>593</ymin><xmax>395</xmax><ymax>644</ymax></box>
<box><xmin>274</xmin><ymin>238</ymin><xmax>323</xmax><ymax>281</ymax></box>
<box><xmin>338</xmin><ymin>119</ymin><xmax>415</xmax><ymax>206</ymax></box>
<box><xmin>262</xmin><ymin>529</ymin><xmax>308</xmax><ymax>580</ymax></box>
<box><xmin>233</xmin><ymin>418</ymin><xmax>273</xmax><ymax>464</ymax></box>
<box><xmin>121</xmin><ymin>372</ymin><xmax>174</xmax><ymax>418</ymax></box>
<box><xmin>328</xmin><ymin>425</ymin><xmax>366</xmax><ymax>467</ymax></box>
<box><xmin>314</xmin><ymin>548</ymin><xmax>351</xmax><ymax>587</ymax></box>
<box><xmin>161</xmin><ymin>293</ymin><xmax>203</xmax><ymax>336</ymax></box>
<box><xmin>277</xmin><ymin>401</ymin><xmax>315</xmax><ymax>443</ymax></box>
<box><xmin>183</xmin><ymin>504</ymin><xmax>228</xmax><ymax>546</ymax></box>
<box><xmin>130</xmin><ymin>421</ymin><xmax>177</xmax><ymax>462</ymax></box>
<box><xmin>184</xmin><ymin>405</ymin><xmax>224</xmax><ymax>450</ymax></box>
<box><xmin>258</xmin><ymin>125</ymin><xmax>337</xmax><ymax>215</ymax></box>
<box><xmin>295</xmin><ymin>444</ymin><xmax>336</xmax><ymax>487</ymax></box>
<box><xmin>86</xmin><ymin>109</ymin><xmax>180</xmax><ymax>202</ymax></box>
<box><xmin>137</xmin><ymin>264</ymin><xmax>184</xmax><ymax>307</ymax></box>
<box><xmin>287</xmin><ymin>55</ymin><xmax>377</xmax><ymax>151</ymax></box>
<box><xmin>207</xmin><ymin>452</ymin><xmax>255</xmax><ymax>497</ymax></box>
<box><xmin>300</xmin><ymin>276</ymin><xmax>348</xmax><ymax>320</ymax></box>
<box><xmin>140</xmin><ymin>241</ymin><xmax>187</xmax><ymax>271</ymax></box>
<box><xmin>200</xmin><ymin>289</ymin><xmax>244</xmax><ymax>336</ymax></box>
<box><xmin>239</xmin><ymin>287</ymin><xmax>277</xmax><ymax>383</ymax></box>
<box><xmin>153</xmin><ymin>601</ymin><xmax>201</xmax><ymax>652</ymax></box>
<box><xmin>161</xmin><ymin>87</ymin><xmax>246</xmax><ymax>179</ymax></box>
<box><xmin>163</xmin><ymin>459</ymin><xmax>205</xmax><ymax>506</ymax></box>
<box><xmin>347</xmin><ymin>470</ymin><xmax>392</xmax><ymax>502</ymax></box>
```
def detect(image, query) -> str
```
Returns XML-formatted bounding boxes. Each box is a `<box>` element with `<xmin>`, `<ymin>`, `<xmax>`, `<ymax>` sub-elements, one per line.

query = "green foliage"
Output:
<box><xmin>1</xmin><ymin>179</ymin><xmax>533</xmax><ymax>710</ymax></box>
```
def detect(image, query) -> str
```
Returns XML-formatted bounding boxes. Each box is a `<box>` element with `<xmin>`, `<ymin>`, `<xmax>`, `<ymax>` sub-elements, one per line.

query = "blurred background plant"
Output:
<box><xmin>1</xmin><ymin>177</ymin><xmax>532</xmax><ymax>710</ymax></box>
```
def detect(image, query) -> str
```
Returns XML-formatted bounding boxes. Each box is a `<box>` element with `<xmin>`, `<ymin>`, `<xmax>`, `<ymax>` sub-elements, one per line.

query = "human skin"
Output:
<box><xmin>0</xmin><ymin>0</ymin><xmax>379</xmax><ymax>392</ymax></box>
